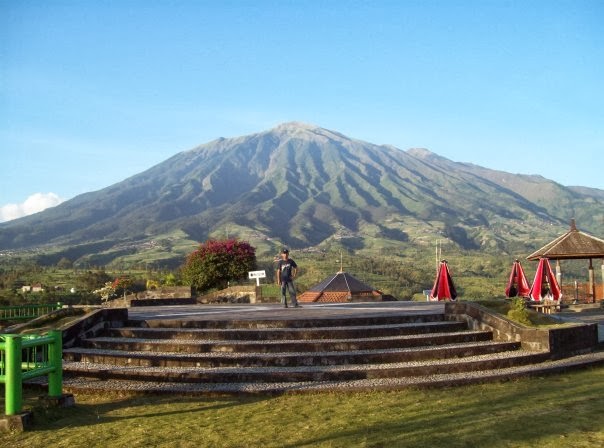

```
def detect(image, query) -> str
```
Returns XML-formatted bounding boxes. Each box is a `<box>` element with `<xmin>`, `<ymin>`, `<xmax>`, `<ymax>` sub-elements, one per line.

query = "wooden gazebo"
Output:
<box><xmin>527</xmin><ymin>219</ymin><xmax>604</xmax><ymax>302</ymax></box>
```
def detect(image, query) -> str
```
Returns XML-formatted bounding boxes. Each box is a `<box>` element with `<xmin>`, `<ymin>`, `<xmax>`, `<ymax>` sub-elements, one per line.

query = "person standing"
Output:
<box><xmin>276</xmin><ymin>248</ymin><xmax>301</xmax><ymax>308</ymax></box>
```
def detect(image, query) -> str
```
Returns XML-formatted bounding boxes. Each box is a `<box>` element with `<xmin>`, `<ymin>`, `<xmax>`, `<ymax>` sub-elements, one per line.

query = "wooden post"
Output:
<box><xmin>588</xmin><ymin>258</ymin><xmax>595</xmax><ymax>303</ymax></box>
<box><xmin>601</xmin><ymin>259</ymin><xmax>604</xmax><ymax>301</ymax></box>
<box><xmin>555</xmin><ymin>259</ymin><xmax>562</xmax><ymax>287</ymax></box>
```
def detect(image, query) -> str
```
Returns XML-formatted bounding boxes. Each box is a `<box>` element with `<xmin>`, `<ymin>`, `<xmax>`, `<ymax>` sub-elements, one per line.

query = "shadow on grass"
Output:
<box><xmin>3</xmin><ymin>389</ymin><xmax>270</xmax><ymax>433</ymax></box>
<box><xmin>3</xmin><ymin>368</ymin><xmax>604</xmax><ymax>447</ymax></box>
<box><xmin>278</xmin><ymin>368</ymin><xmax>604</xmax><ymax>448</ymax></box>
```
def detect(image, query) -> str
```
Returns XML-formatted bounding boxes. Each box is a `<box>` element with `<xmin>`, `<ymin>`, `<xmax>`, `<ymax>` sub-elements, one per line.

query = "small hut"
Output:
<box><xmin>527</xmin><ymin>219</ymin><xmax>604</xmax><ymax>302</ymax></box>
<box><xmin>298</xmin><ymin>271</ymin><xmax>383</xmax><ymax>303</ymax></box>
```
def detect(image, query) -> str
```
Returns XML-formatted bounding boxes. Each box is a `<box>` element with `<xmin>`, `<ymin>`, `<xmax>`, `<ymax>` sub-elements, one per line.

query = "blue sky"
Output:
<box><xmin>1</xmin><ymin>0</ymin><xmax>603</xmax><ymax>221</ymax></box>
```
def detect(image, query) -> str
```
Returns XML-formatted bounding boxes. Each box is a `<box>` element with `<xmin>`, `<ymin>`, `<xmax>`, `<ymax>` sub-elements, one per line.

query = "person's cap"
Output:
<box><xmin>280</xmin><ymin>248</ymin><xmax>289</xmax><ymax>254</ymax></box>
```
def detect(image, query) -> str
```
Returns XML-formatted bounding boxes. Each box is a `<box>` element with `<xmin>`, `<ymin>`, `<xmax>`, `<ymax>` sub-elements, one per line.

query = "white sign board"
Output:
<box><xmin>248</xmin><ymin>270</ymin><xmax>266</xmax><ymax>286</ymax></box>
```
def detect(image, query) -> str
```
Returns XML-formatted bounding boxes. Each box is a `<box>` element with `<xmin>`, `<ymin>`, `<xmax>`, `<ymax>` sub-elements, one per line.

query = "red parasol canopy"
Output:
<box><xmin>430</xmin><ymin>260</ymin><xmax>457</xmax><ymax>301</ymax></box>
<box><xmin>528</xmin><ymin>258</ymin><xmax>562</xmax><ymax>301</ymax></box>
<box><xmin>505</xmin><ymin>259</ymin><xmax>531</xmax><ymax>298</ymax></box>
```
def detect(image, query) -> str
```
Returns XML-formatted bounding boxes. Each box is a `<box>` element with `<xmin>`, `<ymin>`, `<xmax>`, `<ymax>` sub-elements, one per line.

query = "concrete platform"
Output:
<box><xmin>554</xmin><ymin>308</ymin><xmax>604</xmax><ymax>343</ymax></box>
<box><xmin>126</xmin><ymin>301</ymin><xmax>445</xmax><ymax>322</ymax></box>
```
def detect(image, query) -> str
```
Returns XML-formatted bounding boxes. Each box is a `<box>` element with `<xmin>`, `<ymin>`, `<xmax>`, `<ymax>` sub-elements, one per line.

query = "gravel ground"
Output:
<box><xmin>63</xmin><ymin>349</ymin><xmax>547</xmax><ymax>374</ymax></box>
<box><xmin>52</xmin><ymin>351</ymin><xmax>604</xmax><ymax>394</ymax></box>
<box><xmin>63</xmin><ymin>340</ymin><xmax>513</xmax><ymax>359</ymax></box>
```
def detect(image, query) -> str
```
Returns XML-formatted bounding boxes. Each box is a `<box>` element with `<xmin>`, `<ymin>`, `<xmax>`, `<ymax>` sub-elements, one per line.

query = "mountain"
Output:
<box><xmin>1</xmin><ymin>122</ymin><xmax>602</xmax><ymax>266</ymax></box>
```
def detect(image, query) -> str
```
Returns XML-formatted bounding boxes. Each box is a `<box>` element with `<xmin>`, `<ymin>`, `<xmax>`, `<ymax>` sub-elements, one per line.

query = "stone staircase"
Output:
<box><xmin>57</xmin><ymin>306</ymin><xmax>604</xmax><ymax>394</ymax></box>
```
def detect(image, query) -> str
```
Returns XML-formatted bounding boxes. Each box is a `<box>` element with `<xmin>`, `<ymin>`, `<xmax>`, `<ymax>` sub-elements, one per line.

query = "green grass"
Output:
<box><xmin>3</xmin><ymin>367</ymin><xmax>604</xmax><ymax>447</ymax></box>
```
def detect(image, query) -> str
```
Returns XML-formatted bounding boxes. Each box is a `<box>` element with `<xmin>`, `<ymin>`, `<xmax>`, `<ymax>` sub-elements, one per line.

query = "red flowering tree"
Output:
<box><xmin>182</xmin><ymin>239</ymin><xmax>256</xmax><ymax>291</ymax></box>
<box><xmin>112</xmin><ymin>276</ymin><xmax>134</xmax><ymax>299</ymax></box>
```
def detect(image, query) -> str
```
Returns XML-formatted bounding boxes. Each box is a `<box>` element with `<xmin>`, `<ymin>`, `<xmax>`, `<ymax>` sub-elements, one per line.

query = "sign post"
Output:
<box><xmin>248</xmin><ymin>270</ymin><xmax>266</xmax><ymax>287</ymax></box>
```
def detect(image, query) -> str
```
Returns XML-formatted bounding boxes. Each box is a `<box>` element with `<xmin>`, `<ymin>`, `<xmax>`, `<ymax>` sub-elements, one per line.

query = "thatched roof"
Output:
<box><xmin>527</xmin><ymin>219</ymin><xmax>604</xmax><ymax>260</ymax></box>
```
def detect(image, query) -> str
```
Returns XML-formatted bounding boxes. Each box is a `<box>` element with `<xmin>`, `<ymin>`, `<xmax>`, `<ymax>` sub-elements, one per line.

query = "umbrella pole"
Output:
<box><xmin>435</xmin><ymin>241</ymin><xmax>439</xmax><ymax>274</ymax></box>
<box><xmin>555</xmin><ymin>260</ymin><xmax>562</xmax><ymax>287</ymax></box>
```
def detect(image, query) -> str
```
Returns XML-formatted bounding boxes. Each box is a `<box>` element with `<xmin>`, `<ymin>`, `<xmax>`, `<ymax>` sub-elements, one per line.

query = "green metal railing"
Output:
<box><xmin>0</xmin><ymin>330</ymin><xmax>63</xmax><ymax>415</ymax></box>
<box><xmin>0</xmin><ymin>303</ymin><xmax>63</xmax><ymax>322</ymax></box>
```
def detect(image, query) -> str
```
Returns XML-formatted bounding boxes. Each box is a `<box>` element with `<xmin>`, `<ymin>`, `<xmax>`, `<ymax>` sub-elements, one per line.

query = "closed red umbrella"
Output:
<box><xmin>505</xmin><ymin>259</ymin><xmax>531</xmax><ymax>298</ymax></box>
<box><xmin>529</xmin><ymin>257</ymin><xmax>562</xmax><ymax>301</ymax></box>
<box><xmin>430</xmin><ymin>260</ymin><xmax>457</xmax><ymax>301</ymax></box>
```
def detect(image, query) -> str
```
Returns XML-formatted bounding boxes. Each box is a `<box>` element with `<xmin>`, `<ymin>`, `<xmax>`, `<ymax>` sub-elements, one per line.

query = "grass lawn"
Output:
<box><xmin>2</xmin><ymin>367</ymin><xmax>604</xmax><ymax>447</ymax></box>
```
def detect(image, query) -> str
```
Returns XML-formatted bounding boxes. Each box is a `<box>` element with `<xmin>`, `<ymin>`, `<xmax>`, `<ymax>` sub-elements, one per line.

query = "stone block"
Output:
<box><xmin>0</xmin><ymin>411</ymin><xmax>33</xmax><ymax>432</ymax></box>
<box><xmin>38</xmin><ymin>393</ymin><xmax>76</xmax><ymax>409</ymax></box>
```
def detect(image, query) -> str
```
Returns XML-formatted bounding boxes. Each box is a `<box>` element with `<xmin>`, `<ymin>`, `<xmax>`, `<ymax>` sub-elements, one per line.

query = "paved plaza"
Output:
<box><xmin>126</xmin><ymin>301</ymin><xmax>604</xmax><ymax>342</ymax></box>
<box><xmin>557</xmin><ymin>309</ymin><xmax>604</xmax><ymax>342</ymax></box>
<box><xmin>127</xmin><ymin>301</ymin><xmax>446</xmax><ymax>322</ymax></box>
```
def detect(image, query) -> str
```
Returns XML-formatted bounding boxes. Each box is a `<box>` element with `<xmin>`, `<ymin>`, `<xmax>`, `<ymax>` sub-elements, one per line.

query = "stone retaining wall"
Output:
<box><xmin>197</xmin><ymin>286</ymin><xmax>265</xmax><ymax>304</ymax></box>
<box><xmin>129</xmin><ymin>298</ymin><xmax>196</xmax><ymax>307</ymax></box>
<box><xmin>134</xmin><ymin>286</ymin><xmax>192</xmax><ymax>299</ymax></box>
<box><xmin>4</xmin><ymin>307</ymin><xmax>79</xmax><ymax>333</ymax></box>
<box><xmin>62</xmin><ymin>308</ymin><xmax>128</xmax><ymax>348</ymax></box>
<box><xmin>445</xmin><ymin>301</ymin><xmax>598</xmax><ymax>358</ymax></box>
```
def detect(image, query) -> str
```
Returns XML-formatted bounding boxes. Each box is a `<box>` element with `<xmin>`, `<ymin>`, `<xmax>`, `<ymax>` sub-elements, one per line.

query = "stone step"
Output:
<box><xmin>62</xmin><ymin>340</ymin><xmax>520</xmax><ymax>368</ymax></box>
<box><xmin>132</xmin><ymin>312</ymin><xmax>445</xmax><ymax>330</ymax></box>
<box><xmin>82</xmin><ymin>330</ymin><xmax>493</xmax><ymax>353</ymax></box>
<box><xmin>82</xmin><ymin>330</ymin><xmax>491</xmax><ymax>354</ymax></box>
<box><xmin>62</xmin><ymin>350</ymin><xmax>551</xmax><ymax>383</ymax></box>
<box><xmin>56</xmin><ymin>351</ymin><xmax>604</xmax><ymax>395</ymax></box>
<box><xmin>108</xmin><ymin>320</ymin><xmax>467</xmax><ymax>341</ymax></box>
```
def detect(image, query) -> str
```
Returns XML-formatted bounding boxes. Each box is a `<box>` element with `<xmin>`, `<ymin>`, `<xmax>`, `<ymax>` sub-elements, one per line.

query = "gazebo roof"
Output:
<box><xmin>298</xmin><ymin>271</ymin><xmax>382</xmax><ymax>303</ymax></box>
<box><xmin>527</xmin><ymin>219</ymin><xmax>604</xmax><ymax>261</ymax></box>
<box><xmin>307</xmin><ymin>271</ymin><xmax>377</xmax><ymax>293</ymax></box>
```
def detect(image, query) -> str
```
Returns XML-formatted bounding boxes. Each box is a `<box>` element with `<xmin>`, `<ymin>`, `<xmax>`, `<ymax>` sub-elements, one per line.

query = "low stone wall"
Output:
<box><xmin>104</xmin><ymin>296</ymin><xmax>196</xmax><ymax>308</ymax></box>
<box><xmin>197</xmin><ymin>286</ymin><xmax>263</xmax><ymax>304</ymax></box>
<box><xmin>445</xmin><ymin>301</ymin><xmax>598</xmax><ymax>358</ymax></box>
<box><xmin>134</xmin><ymin>286</ymin><xmax>192</xmax><ymax>299</ymax></box>
<box><xmin>129</xmin><ymin>298</ymin><xmax>196</xmax><ymax>307</ymax></box>
<box><xmin>4</xmin><ymin>307</ymin><xmax>80</xmax><ymax>333</ymax></box>
<box><xmin>61</xmin><ymin>308</ymin><xmax>128</xmax><ymax>348</ymax></box>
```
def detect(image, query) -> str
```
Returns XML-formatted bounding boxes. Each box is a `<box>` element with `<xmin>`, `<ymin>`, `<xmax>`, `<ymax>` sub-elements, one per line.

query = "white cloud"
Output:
<box><xmin>0</xmin><ymin>193</ymin><xmax>65</xmax><ymax>223</ymax></box>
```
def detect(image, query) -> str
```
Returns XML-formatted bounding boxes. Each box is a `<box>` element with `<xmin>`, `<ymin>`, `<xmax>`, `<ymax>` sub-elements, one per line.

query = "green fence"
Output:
<box><xmin>0</xmin><ymin>303</ymin><xmax>63</xmax><ymax>322</ymax></box>
<box><xmin>0</xmin><ymin>330</ymin><xmax>63</xmax><ymax>415</ymax></box>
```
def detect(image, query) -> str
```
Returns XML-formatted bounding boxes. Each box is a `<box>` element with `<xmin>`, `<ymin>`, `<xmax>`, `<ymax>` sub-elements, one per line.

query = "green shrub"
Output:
<box><xmin>507</xmin><ymin>297</ymin><xmax>531</xmax><ymax>325</ymax></box>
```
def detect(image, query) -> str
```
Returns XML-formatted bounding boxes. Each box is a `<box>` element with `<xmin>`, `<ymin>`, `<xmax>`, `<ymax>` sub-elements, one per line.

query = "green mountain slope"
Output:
<box><xmin>1</xmin><ymin>122</ymin><xmax>602</xmax><ymax>266</ymax></box>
